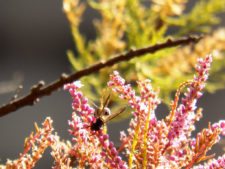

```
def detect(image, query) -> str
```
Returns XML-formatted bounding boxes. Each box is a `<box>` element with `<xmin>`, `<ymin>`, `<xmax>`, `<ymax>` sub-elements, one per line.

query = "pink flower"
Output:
<box><xmin>167</xmin><ymin>55</ymin><xmax>212</xmax><ymax>147</ymax></box>
<box><xmin>193</xmin><ymin>155</ymin><xmax>225</xmax><ymax>169</ymax></box>
<box><xmin>108</xmin><ymin>70</ymin><xmax>163</xmax><ymax>168</ymax></box>
<box><xmin>64</xmin><ymin>80</ymin><xmax>128</xmax><ymax>169</ymax></box>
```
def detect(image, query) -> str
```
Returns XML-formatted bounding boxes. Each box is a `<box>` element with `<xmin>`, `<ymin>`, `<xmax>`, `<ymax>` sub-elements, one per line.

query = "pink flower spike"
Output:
<box><xmin>167</xmin><ymin>55</ymin><xmax>213</xmax><ymax>146</ymax></box>
<box><xmin>193</xmin><ymin>155</ymin><xmax>225</xmax><ymax>169</ymax></box>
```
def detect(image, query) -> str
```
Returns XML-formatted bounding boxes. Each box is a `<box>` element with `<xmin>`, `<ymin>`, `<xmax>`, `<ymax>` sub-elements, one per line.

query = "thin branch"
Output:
<box><xmin>0</xmin><ymin>36</ymin><xmax>202</xmax><ymax>118</ymax></box>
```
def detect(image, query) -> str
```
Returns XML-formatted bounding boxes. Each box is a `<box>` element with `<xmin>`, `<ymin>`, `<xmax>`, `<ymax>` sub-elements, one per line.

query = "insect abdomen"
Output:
<box><xmin>91</xmin><ymin>118</ymin><xmax>104</xmax><ymax>131</ymax></box>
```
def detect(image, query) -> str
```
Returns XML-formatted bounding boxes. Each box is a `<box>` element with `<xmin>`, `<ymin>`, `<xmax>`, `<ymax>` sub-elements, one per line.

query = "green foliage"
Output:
<box><xmin>63</xmin><ymin>0</ymin><xmax>225</xmax><ymax>107</ymax></box>
<box><xmin>167</xmin><ymin>0</ymin><xmax>225</xmax><ymax>34</ymax></box>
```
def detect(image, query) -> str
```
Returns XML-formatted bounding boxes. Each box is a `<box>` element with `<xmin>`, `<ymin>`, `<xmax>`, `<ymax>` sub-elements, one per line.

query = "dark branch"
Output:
<box><xmin>0</xmin><ymin>36</ymin><xmax>202</xmax><ymax>117</ymax></box>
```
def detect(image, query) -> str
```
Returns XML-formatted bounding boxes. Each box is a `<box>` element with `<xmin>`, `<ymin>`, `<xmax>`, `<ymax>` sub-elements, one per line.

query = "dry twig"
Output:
<box><xmin>0</xmin><ymin>36</ymin><xmax>202</xmax><ymax>118</ymax></box>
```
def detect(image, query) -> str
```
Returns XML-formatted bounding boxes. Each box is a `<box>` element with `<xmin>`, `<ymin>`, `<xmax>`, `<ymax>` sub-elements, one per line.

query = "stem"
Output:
<box><xmin>0</xmin><ymin>36</ymin><xmax>202</xmax><ymax>118</ymax></box>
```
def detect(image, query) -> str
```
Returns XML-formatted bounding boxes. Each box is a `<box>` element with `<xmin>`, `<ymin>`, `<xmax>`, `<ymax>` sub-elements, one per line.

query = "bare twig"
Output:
<box><xmin>0</xmin><ymin>36</ymin><xmax>202</xmax><ymax>117</ymax></box>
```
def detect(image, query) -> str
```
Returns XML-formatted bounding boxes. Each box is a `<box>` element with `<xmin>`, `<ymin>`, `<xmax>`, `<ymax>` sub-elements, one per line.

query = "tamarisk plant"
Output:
<box><xmin>64</xmin><ymin>0</ymin><xmax>225</xmax><ymax>103</ymax></box>
<box><xmin>1</xmin><ymin>55</ymin><xmax>225</xmax><ymax>168</ymax></box>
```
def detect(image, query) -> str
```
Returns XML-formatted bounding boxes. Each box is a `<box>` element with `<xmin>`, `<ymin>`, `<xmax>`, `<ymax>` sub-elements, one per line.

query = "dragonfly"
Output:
<box><xmin>90</xmin><ymin>94</ymin><xmax>126</xmax><ymax>131</ymax></box>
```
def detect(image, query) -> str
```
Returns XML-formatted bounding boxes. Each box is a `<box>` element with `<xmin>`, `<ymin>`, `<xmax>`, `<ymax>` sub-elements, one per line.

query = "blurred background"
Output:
<box><xmin>0</xmin><ymin>0</ymin><xmax>224</xmax><ymax>168</ymax></box>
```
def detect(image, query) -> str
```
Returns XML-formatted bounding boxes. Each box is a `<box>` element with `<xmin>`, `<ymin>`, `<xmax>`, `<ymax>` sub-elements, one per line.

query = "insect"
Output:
<box><xmin>91</xmin><ymin>94</ymin><xmax>126</xmax><ymax>131</ymax></box>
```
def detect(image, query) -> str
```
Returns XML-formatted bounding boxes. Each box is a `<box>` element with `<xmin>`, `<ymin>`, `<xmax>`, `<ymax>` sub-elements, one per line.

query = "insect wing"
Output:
<box><xmin>105</xmin><ymin>107</ymin><xmax>126</xmax><ymax>123</ymax></box>
<box><xmin>102</xmin><ymin>94</ymin><xmax>111</xmax><ymax>111</ymax></box>
<box><xmin>97</xmin><ymin>94</ymin><xmax>111</xmax><ymax>117</ymax></box>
